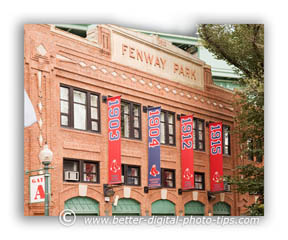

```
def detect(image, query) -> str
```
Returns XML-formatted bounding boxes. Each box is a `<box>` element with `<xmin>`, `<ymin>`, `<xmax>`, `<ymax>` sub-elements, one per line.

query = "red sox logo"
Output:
<box><xmin>183</xmin><ymin>168</ymin><xmax>193</xmax><ymax>180</ymax></box>
<box><xmin>110</xmin><ymin>159</ymin><xmax>120</xmax><ymax>173</ymax></box>
<box><xmin>150</xmin><ymin>164</ymin><xmax>160</xmax><ymax>177</ymax></box>
<box><xmin>212</xmin><ymin>171</ymin><xmax>223</xmax><ymax>183</ymax></box>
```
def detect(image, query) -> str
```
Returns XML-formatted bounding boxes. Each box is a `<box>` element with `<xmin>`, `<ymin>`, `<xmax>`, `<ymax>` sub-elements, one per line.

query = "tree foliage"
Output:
<box><xmin>226</xmin><ymin>164</ymin><xmax>264</xmax><ymax>216</ymax></box>
<box><xmin>198</xmin><ymin>24</ymin><xmax>264</xmax><ymax>215</ymax></box>
<box><xmin>198</xmin><ymin>24</ymin><xmax>264</xmax><ymax>81</ymax></box>
<box><xmin>198</xmin><ymin>25</ymin><xmax>264</xmax><ymax>155</ymax></box>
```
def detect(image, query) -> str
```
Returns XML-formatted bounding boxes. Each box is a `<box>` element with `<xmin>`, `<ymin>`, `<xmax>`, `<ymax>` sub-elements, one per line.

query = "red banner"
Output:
<box><xmin>108</xmin><ymin>96</ymin><xmax>122</xmax><ymax>184</ymax></box>
<box><xmin>181</xmin><ymin>115</ymin><xmax>194</xmax><ymax>190</ymax></box>
<box><xmin>209</xmin><ymin>122</ymin><xmax>224</xmax><ymax>192</ymax></box>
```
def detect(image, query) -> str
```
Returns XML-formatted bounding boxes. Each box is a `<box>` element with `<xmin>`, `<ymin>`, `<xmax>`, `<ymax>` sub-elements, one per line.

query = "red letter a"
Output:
<box><xmin>34</xmin><ymin>185</ymin><xmax>45</xmax><ymax>200</ymax></box>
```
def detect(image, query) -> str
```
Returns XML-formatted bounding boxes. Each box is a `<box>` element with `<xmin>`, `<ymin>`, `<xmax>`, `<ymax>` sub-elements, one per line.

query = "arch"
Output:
<box><xmin>113</xmin><ymin>188</ymin><xmax>145</xmax><ymax>205</ymax></box>
<box><xmin>184</xmin><ymin>201</ymin><xmax>205</xmax><ymax>216</ymax></box>
<box><xmin>213</xmin><ymin>202</ymin><xmax>231</xmax><ymax>216</ymax></box>
<box><xmin>112</xmin><ymin>198</ymin><xmax>141</xmax><ymax>216</ymax></box>
<box><xmin>65</xmin><ymin>196</ymin><xmax>99</xmax><ymax>215</ymax></box>
<box><xmin>151</xmin><ymin>199</ymin><xmax>175</xmax><ymax>216</ymax></box>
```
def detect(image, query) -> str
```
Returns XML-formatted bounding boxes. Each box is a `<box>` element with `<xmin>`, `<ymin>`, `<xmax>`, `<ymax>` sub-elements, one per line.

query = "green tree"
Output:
<box><xmin>225</xmin><ymin>164</ymin><xmax>264</xmax><ymax>216</ymax></box>
<box><xmin>198</xmin><ymin>24</ymin><xmax>264</xmax><ymax>215</ymax></box>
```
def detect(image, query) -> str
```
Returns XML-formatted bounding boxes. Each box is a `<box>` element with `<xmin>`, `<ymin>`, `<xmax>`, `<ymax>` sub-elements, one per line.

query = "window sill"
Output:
<box><xmin>61</xmin><ymin>126</ymin><xmax>102</xmax><ymax>136</ymax></box>
<box><xmin>123</xmin><ymin>184</ymin><xmax>142</xmax><ymax>187</ymax></box>
<box><xmin>194</xmin><ymin>150</ymin><xmax>207</xmax><ymax>154</ymax></box>
<box><xmin>122</xmin><ymin>138</ymin><xmax>143</xmax><ymax>144</ymax></box>
<box><xmin>63</xmin><ymin>181</ymin><xmax>101</xmax><ymax>185</ymax></box>
<box><xmin>160</xmin><ymin>144</ymin><xmax>177</xmax><ymax>149</ymax></box>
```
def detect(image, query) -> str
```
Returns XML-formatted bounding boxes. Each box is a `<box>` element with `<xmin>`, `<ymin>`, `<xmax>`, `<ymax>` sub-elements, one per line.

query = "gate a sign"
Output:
<box><xmin>29</xmin><ymin>175</ymin><xmax>45</xmax><ymax>203</ymax></box>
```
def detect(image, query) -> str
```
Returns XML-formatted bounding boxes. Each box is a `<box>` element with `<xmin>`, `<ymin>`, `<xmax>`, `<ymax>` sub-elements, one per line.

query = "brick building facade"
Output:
<box><xmin>24</xmin><ymin>24</ymin><xmax>253</xmax><ymax>216</ymax></box>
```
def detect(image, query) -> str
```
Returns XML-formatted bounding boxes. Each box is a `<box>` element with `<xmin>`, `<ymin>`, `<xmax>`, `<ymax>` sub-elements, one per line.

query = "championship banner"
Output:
<box><xmin>209</xmin><ymin>122</ymin><xmax>224</xmax><ymax>192</ymax></box>
<box><xmin>108</xmin><ymin>96</ymin><xmax>122</xmax><ymax>184</ymax></box>
<box><xmin>148</xmin><ymin>106</ymin><xmax>161</xmax><ymax>188</ymax></box>
<box><xmin>181</xmin><ymin>115</ymin><xmax>194</xmax><ymax>190</ymax></box>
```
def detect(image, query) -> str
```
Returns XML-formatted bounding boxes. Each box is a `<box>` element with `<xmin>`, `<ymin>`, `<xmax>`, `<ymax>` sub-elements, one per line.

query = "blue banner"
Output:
<box><xmin>148</xmin><ymin>106</ymin><xmax>161</xmax><ymax>188</ymax></box>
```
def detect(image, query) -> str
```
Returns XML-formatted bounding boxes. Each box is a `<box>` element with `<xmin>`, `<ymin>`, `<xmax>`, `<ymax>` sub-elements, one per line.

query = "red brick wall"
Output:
<box><xmin>24</xmin><ymin>24</ymin><xmax>242</xmax><ymax>216</ymax></box>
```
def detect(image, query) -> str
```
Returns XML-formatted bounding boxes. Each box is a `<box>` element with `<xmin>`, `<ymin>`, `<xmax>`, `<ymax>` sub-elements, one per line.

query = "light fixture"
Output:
<box><xmin>103</xmin><ymin>184</ymin><xmax>115</xmax><ymax>197</ymax></box>
<box><xmin>38</xmin><ymin>143</ymin><xmax>53</xmax><ymax>216</ymax></box>
<box><xmin>39</xmin><ymin>143</ymin><xmax>53</xmax><ymax>165</ymax></box>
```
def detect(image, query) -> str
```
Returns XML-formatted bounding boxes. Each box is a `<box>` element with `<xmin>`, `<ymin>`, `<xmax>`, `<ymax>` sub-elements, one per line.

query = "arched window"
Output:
<box><xmin>184</xmin><ymin>201</ymin><xmax>205</xmax><ymax>216</ymax></box>
<box><xmin>112</xmin><ymin>198</ymin><xmax>141</xmax><ymax>216</ymax></box>
<box><xmin>151</xmin><ymin>200</ymin><xmax>175</xmax><ymax>216</ymax></box>
<box><xmin>65</xmin><ymin>197</ymin><xmax>99</xmax><ymax>216</ymax></box>
<box><xmin>213</xmin><ymin>202</ymin><xmax>231</xmax><ymax>216</ymax></box>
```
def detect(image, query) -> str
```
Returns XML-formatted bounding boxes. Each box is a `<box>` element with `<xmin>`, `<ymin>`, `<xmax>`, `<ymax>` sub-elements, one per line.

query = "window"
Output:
<box><xmin>193</xmin><ymin>118</ymin><xmax>205</xmax><ymax>151</ymax></box>
<box><xmin>83</xmin><ymin>162</ymin><xmax>98</xmax><ymax>182</ymax></box>
<box><xmin>160</xmin><ymin>110</ymin><xmax>175</xmax><ymax>145</ymax></box>
<box><xmin>63</xmin><ymin>159</ymin><xmax>99</xmax><ymax>183</ymax></box>
<box><xmin>121</xmin><ymin>101</ymin><xmax>141</xmax><ymax>140</ymax></box>
<box><xmin>60</xmin><ymin>85</ymin><xmax>100</xmax><ymax>132</ymax></box>
<box><xmin>161</xmin><ymin>169</ymin><xmax>176</xmax><ymax>188</ymax></box>
<box><xmin>121</xmin><ymin>164</ymin><xmax>141</xmax><ymax>186</ymax></box>
<box><xmin>223</xmin><ymin>125</ymin><xmax>231</xmax><ymax>155</ymax></box>
<box><xmin>194</xmin><ymin>172</ymin><xmax>205</xmax><ymax>190</ymax></box>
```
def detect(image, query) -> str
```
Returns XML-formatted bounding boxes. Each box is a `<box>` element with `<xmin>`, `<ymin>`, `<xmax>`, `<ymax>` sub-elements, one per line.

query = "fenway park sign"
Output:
<box><xmin>111</xmin><ymin>30</ymin><xmax>204</xmax><ymax>89</ymax></box>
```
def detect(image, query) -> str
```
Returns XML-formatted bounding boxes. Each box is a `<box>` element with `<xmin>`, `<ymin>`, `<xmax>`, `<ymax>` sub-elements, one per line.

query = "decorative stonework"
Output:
<box><xmin>79</xmin><ymin>61</ymin><xmax>87</xmax><ymax>67</ymax></box>
<box><xmin>38</xmin><ymin>118</ymin><xmax>43</xmax><ymax>129</ymax></box>
<box><xmin>101</xmin><ymin>68</ymin><xmax>108</xmax><ymax>74</ymax></box>
<box><xmin>36</xmin><ymin>44</ymin><xmax>47</xmax><ymax>56</ymax></box>
<box><xmin>192</xmin><ymin>191</ymin><xmax>198</xmax><ymax>201</ymax></box>
<box><xmin>56</xmin><ymin>51</ymin><xmax>232</xmax><ymax>113</ymax></box>
<box><xmin>39</xmin><ymin>134</ymin><xmax>43</xmax><ymax>147</ymax></box>
<box><xmin>37</xmin><ymin>71</ymin><xmax>42</xmax><ymax>93</ymax></box>
<box><xmin>56</xmin><ymin>54</ymin><xmax>76</xmax><ymax>63</ymax></box>
<box><xmin>38</xmin><ymin>102</ymin><xmax>42</xmax><ymax>113</ymax></box>
<box><xmin>37</xmin><ymin>70</ymin><xmax>44</xmax><ymax>147</ymax></box>
<box><xmin>161</xmin><ymin>189</ymin><xmax>167</xmax><ymax>200</ymax></box>
<box><xmin>79</xmin><ymin>184</ymin><xmax>88</xmax><ymax>197</ymax></box>
<box><xmin>124</xmin><ymin>187</ymin><xmax>131</xmax><ymax>198</ymax></box>
<box><xmin>90</xmin><ymin>65</ymin><xmax>97</xmax><ymax>70</ymax></box>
